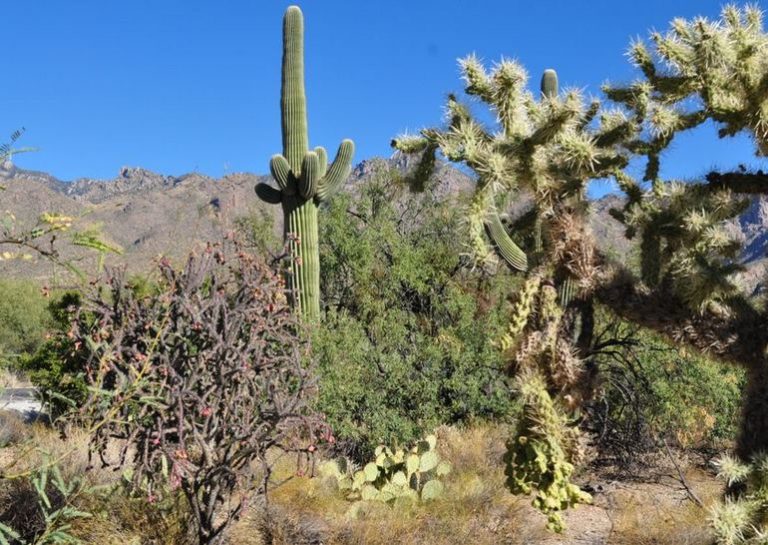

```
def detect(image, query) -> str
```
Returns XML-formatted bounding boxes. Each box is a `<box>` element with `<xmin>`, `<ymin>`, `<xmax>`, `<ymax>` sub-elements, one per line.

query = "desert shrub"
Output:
<box><xmin>311</xmin><ymin>166</ymin><xmax>518</xmax><ymax>458</ymax></box>
<box><xmin>22</xmin><ymin>274</ymin><xmax>160</xmax><ymax>418</ymax></box>
<box><xmin>19</xmin><ymin>292</ymin><xmax>85</xmax><ymax>418</ymax></box>
<box><xmin>0</xmin><ymin>280</ymin><xmax>51</xmax><ymax>369</ymax></box>
<box><xmin>588</xmin><ymin>307</ymin><xmax>744</xmax><ymax>464</ymax></box>
<box><xmin>64</xmin><ymin>239</ymin><xmax>325</xmax><ymax>545</ymax></box>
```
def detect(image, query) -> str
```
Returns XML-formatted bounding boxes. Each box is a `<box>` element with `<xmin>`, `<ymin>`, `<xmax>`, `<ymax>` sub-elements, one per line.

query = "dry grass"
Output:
<box><xmin>0</xmin><ymin>422</ymin><xmax>722</xmax><ymax>545</ymax></box>
<box><xmin>0</xmin><ymin>367</ymin><xmax>30</xmax><ymax>389</ymax></box>
<box><xmin>227</xmin><ymin>424</ymin><xmax>547</xmax><ymax>545</ymax></box>
<box><xmin>606</xmin><ymin>470</ymin><xmax>719</xmax><ymax>545</ymax></box>
<box><xmin>0</xmin><ymin>410</ymin><xmax>30</xmax><ymax>447</ymax></box>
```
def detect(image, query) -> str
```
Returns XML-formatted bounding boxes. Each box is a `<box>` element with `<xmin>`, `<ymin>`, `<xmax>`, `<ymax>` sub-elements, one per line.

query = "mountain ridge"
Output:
<box><xmin>1</xmin><ymin>157</ymin><xmax>765</xmax><ymax>293</ymax></box>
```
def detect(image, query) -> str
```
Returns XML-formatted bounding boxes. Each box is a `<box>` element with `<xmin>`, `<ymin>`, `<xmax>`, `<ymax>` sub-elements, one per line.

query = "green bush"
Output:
<box><xmin>20</xmin><ymin>292</ymin><xmax>87</xmax><ymax>417</ymax></box>
<box><xmin>311</xmin><ymin>164</ymin><xmax>519</xmax><ymax>459</ymax></box>
<box><xmin>589</xmin><ymin>307</ymin><xmax>744</xmax><ymax>460</ymax></box>
<box><xmin>0</xmin><ymin>279</ymin><xmax>52</xmax><ymax>369</ymax></box>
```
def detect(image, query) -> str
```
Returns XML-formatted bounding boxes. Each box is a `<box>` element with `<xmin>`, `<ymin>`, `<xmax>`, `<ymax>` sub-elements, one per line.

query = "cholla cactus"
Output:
<box><xmin>392</xmin><ymin>3</ymin><xmax>768</xmax><ymax>535</ymax></box>
<box><xmin>605</xmin><ymin>4</ymin><xmax>768</xmax><ymax>175</ymax></box>
<box><xmin>392</xmin><ymin>59</ymin><xmax>631</xmax><ymax>531</ymax></box>
<box><xmin>597</xmin><ymin>5</ymin><xmax>768</xmax><ymax>467</ymax></box>
<box><xmin>711</xmin><ymin>452</ymin><xmax>768</xmax><ymax>544</ymax></box>
<box><xmin>391</xmin><ymin>53</ymin><xmax>633</xmax><ymax>537</ymax></box>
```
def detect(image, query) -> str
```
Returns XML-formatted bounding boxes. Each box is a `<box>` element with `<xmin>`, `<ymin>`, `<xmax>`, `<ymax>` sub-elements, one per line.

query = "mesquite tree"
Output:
<box><xmin>255</xmin><ymin>5</ymin><xmax>355</xmax><ymax>320</ymax></box>
<box><xmin>394</xmin><ymin>4</ymin><xmax>768</xmax><ymax>534</ymax></box>
<box><xmin>69</xmin><ymin>240</ymin><xmax>326</xmax><ymax>545</ymax></box>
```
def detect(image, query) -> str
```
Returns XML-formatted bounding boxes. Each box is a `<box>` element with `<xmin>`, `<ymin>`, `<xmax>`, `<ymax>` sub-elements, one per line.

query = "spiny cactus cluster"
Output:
<box><xmin>393</xmin><ymin>57</ymin><xmax>630</xmax><ymax>274</ymax></box>
<box><xmin>711</xmin><ymin>452</ymin><xmax>768</xmax><ymax>544</ymax></box>
<box><xmin>256</xmin><ymin>5</ymin><xmax>354</xmax><ymax>320</ymax></box>
<box><xmin>505</xmin><ymin>370</ymin><xmax>591</xmax><ymax>533</ymax></box>
<box><xmin>610</xmin><ymin>176</ymin><xmax>749</xmax><ymax>312</ymax></box>
<box><xmin>606</xmin><ymin>4</ymin><xmax>768</xmax><ymax>165</ymax></box>
<box><xmin>318</xmin><ymin>434</ymin><xmax>451</xmax><ymax>504</ymax></box>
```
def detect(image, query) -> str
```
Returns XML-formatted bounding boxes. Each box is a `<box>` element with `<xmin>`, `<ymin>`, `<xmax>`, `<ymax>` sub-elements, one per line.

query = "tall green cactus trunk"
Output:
<box><xmin>256</xmin><ymin>5</ymin><xmax>354</xmax><ymax>320</ymax></box>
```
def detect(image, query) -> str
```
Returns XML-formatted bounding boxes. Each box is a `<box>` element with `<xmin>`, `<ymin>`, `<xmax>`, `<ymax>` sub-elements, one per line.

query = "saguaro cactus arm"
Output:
<box><xmin>485</xmin><ymin>211</ymin><xmax>528</xmax><ymax>271</ymax></box>
<box><xmin>316</xmin><ymin>139</ymin><xmax>355</xmax><ymax>202</ymax></box>
<box><xmin>255</xmin><ymin>182</ymin><xmax>283</xmax><ymax>204</ymax></box>
<box><xmin>299</xmin><ymin>151</ymin><xmax>320</xmax><ymax>198</ymax></box>
<box><xmin>269</xmin><ymin>154</ymin><xmax>293</xmax><ymax>193</ymax></box>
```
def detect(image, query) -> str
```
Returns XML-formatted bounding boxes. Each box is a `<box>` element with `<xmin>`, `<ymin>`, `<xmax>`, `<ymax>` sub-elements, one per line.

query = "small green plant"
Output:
<box><xmin>0</xmin><ymin>457</ymin><xmax>93</xmax><ymax>545</ymax></box>
<box><xmin>20</xmin><ymin>292</ymin><xmax>86</xmax><ymax>419</ymax></box>
<box><xmin>0</xmin><ymin>280</ymin><xmax>52</xmax><ymax>369</ymax></box>
<box><xmin>319</xmin><ymin>434</ymin><xmax>451</xmax><ymax>504</ymax></box>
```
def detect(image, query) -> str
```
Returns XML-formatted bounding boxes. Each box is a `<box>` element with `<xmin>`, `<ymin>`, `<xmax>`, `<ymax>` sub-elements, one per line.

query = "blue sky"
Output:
<box><xmin>4</xmin><ymin>1</ymin><xmax>767</xmax><ymax>196</ymax></box>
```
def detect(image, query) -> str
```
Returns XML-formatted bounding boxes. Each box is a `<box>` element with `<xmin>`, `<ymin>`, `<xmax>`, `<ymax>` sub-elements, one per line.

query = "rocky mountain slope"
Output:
<box><xmin>1</xmin><ymin>157</ymin><xmax>766</xmax><ymax>291</ymax></box>
<box><xmin>0</xmin><ymin>156</ymin><xmax>473</xmax><ymax>282</ymax></box>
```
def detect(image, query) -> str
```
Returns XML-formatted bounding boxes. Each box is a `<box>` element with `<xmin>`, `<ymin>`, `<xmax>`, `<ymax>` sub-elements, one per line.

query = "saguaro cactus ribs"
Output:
<box><xmin>256</xmin><ymin>5</ymin><xmax>355</xmax><ymax>320</ymax></box>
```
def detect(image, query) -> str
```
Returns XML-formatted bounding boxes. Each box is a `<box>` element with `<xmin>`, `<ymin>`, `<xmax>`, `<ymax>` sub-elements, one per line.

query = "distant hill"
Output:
<box><xmin>1</xmin><ymin>157</ymin><xmax>765</xmax><ymax>294</ymax></box>
<box><xmin>0</xmin><ymin>156</ymin><xmax>472</xmax><ymax>282</ymax></box>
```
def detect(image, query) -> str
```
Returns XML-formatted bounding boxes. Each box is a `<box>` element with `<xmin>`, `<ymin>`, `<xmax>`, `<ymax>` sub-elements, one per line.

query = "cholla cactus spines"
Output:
<box><xmin>255</xmin><ymin>5</ymin><xmax>355</xmax><ymax>320</ymax></box>
<box><xmin>710</xmin><ymin>452</ymin><xmax>768</xmax><ymax>544</ymax></box>
<box><xmin>605</xmin><ymin>4</ymin><xmax>768</xmax><ymax>182</ymax></box>
<box><xmin>609</xmin><ymin>173</ymin><xmax>749</xmax><ymax>312</ymax></box>
<box><xmin>392</xmin><ymin>61</ymin><xmax>633</xmax><ymax>272</ymax></box>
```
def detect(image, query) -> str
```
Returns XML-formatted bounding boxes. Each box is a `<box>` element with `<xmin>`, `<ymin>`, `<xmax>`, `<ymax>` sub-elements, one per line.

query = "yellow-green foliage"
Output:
<box><xmin>504</xmin><ymin>371</ymin><xmax>591</xmax><ymax>532</ymax></box>
<box><xmin>499</xmin><ymin>274</ymin><xmax>541</xmax><ymax>352</ymax></box>
<box><xmin>0</xmin><ymin>279</ymin><xmax>52</xmax><ymax>368</ymax></box>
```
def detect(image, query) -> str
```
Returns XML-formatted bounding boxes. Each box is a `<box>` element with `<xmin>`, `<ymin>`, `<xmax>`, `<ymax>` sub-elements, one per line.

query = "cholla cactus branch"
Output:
<box><xmin>71</xmin><ymin>240</ymin><xmax>327</xmax><ymax>545</ymax></box>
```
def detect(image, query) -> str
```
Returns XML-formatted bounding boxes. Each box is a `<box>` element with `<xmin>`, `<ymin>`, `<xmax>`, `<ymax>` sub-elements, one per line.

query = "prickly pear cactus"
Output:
<box><xmin>255</xmin><ymin>5</ymin><xmax>354</xmax><ymax>320</ymax></box>
<box><xmin>318</xmin><ymin>434</ymin><xmax>451</xmax><ymax>506</ymax></box>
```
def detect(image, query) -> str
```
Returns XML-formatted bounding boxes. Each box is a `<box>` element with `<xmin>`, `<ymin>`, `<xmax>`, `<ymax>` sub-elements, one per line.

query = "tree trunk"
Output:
<box><xmin>738</xmin><ymin>360</ymin><xmax>768</xmax><ymax>460</ymax></box>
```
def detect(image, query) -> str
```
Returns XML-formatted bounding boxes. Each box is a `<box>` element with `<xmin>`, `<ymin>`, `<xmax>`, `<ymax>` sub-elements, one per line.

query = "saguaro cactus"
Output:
<box><xmin>256</xmin><ymin>5</ymin><xmax>354</xmax><ymax>320</ymax></box>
